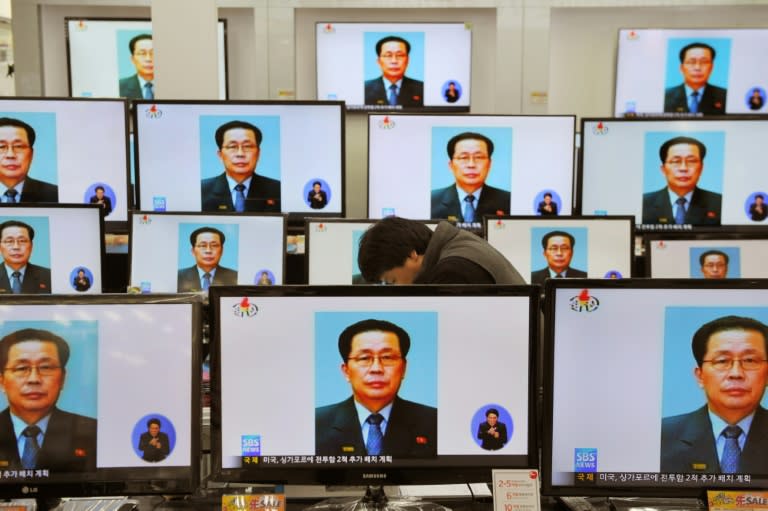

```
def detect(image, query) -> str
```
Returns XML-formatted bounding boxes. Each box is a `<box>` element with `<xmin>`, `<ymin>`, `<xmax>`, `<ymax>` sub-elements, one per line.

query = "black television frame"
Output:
<box><xmin>131</xmin><ymin>99</ymin><xmax>346</xmax><ymax>224</ymax></box>
<box><xmin>64</xmin><ymin>16</ymin><xmax>230</xmax><ymax>100</ymax></box>
<box><xmin>209</xmin><ymin>284</ymin><xmax>540</xmax><ymax>486</ymax></box>
<box><xmin>0</xmin><ymin>293</ymin><xmax>203</xmax><ymax>498</ymax></box>
<box><xmin>541</xmin><ymin>277</ymin><xmax>768</xmax><ymax>498</ymax></box>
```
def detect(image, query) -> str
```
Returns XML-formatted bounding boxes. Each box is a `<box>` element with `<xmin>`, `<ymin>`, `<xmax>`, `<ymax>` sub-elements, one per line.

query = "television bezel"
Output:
<box><xmin>541</xmin><ymin>277</ymin><xmax>768</xmax><ymax>498</ymax></box>
<box><xmin>0</xmin><ymin>293</ymin><xmax>203</xmax><ymax>498</ymax></box>
<box><xmin>131</xmin><ymin>99</ymin><xmax>346</xmax><ymax>223</ymax></box>
<box><xmin>0</xmin><ymin>203</ymin><xmax>108</xmax><ymax>293</ymax></box>
<box><xmin>208</xmin><ymin>284</ymin><xmax>540</xmax><ymax>486</ymax></box>
<box><xmin>577</xmin><ymin>115</ymin><xmax>768</xmax><ymax>233</ymax></box>
<box><xmin>127</xmin><ymin>210</ymin><xmax>288</xmax><ymax>291</ymax></box>
<box><xmin>314</xmin><ymin>21</ymin><xmax>472</xmax><ymax>113</ymax></box>
<box><xmin>64</xmin><ymin>16</ymin><xmax>230</xmax><ymax>100</ymax></box>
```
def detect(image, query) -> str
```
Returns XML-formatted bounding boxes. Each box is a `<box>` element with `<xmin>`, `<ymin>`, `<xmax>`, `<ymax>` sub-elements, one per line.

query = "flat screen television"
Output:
<box><xmin>133</xmin><ymin>100</ymin><xmax>345</xmax><ymax>220</ymax></box>
<box><xmin>0</xmin><ymin>204</ymin><xmax>105</xmax><ymax>294</ymax></box>
<box><xmin>316</xmin><ymin>23</ymin><xmax>471</xmax><ymax>112</ymax></box>
<box><xmin>0</xmin><ymin>294</ymin><xmax>201</xmax><ymax>498</ymax></box>
<box><xmin>0</xmin><ymin>97</ymin><xmax>130</xmax><ymax>228</ymax></box>
<box><xmin>645</xmin><ymin>231</ymin><xmax>768</xmax><ymax>279</ymax></box>
<box><xmin>542</xmin><ymin>278</ymin><xmax>768</xmax><ymax>497</ymax></box>
<box><xmin>129</xmin><ymin>211</ymin><xmax>285</xmax><ymax>293</ymax></box>
<box><xmin>304</xmin><ymin>219</ymin><xmax>438</xmax><ymax>285</ymax></box>
<box><xmin>579</xmin><ymin>117</ymin><xmax>768</xmax><ymax>230</ymax></box>
<box><xmin>368</xmin><ymin>114</ymin><xmax>576</xmax><ymax>224</ymax></box>
<box><xmin>66</xmin><ymin>18</ymin><xmax>228</xmax><ymax>100</ymax></box>
<box><xmin>210</xmin><ymin>285</ymin><xmax>538</xmax><ymax>487</ymax></box>
<box><xmin>483</xmin><ymin>216</ymin><xmax>634</xmax><ymax>284</ymax></box>
<box><xmin>614</xmin><ymin>28</ymin><xmax>768</xmax><ymax>116</ymax></box>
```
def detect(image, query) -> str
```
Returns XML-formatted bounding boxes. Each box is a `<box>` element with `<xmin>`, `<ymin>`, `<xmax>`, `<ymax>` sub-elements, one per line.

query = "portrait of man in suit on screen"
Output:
<box><xmin>119</xmin><ymin>34</ymin><xmax>154</xmax><ymax>100</ymax></box>
<box><xmin>177</xmin><ymin>226</ymin><xmax>237</xmax><ymax>292</ymax></box>
<box><xmin>201</xmin><ymin>120</ymin><xmax>281</xmax><ymax>213</ymax></box>
<box><xmin>0</xmin><ymin>328</ymin><xmax>97</xmax><ymax>471</ymax></box>
<box><xmin>0</xmin><ymin>220</ymin><xmax>51</xmax><ymax>294</ymax></box>
<box><xmin>315</xmin><ymin>318</ymin><xmax>437</xmax><ymax>457</ymax></box>
<box><xmin>364</xmin><ymin>35</ymin><xmax>423</xmax><ymax>108</ymax></box>
<box><xmin>642</xmin><ymin>136</ymin><xmax>721</xmax><ymax>226</ymax></box>
<box><xmin>530</xmin><ymin>230</ymin><xmax>587</xmax><ymax>285</ymax></box>
<box><xmin>0</xmin><ymin>117</ymin><xmax>58</xmax><ymax>204</ymax></box>
<box><xmin>664</xmin><ymin>42</ymin><xmax>727</xmax><ymax>115</ymax></box>
<box><xmin>660</xmin><ymin>315</ymin><xmax>768</xmax><ymax>474</ymax></box>
<box><xmin>431</xmin><ymin>132</ymin><xmax>510</xmax><ymax>222</ymax></box>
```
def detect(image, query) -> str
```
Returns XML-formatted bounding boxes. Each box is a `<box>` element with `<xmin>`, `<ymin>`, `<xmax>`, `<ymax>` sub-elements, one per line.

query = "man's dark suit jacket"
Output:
<box><xmin>530</xmin><ymin>266</ymin><xmax>587</xmax><ymax>285</ymax></box>
<box><xmin>315</xmin><ymin>396</ymin><xmax>437</xmax><ymax>457</ymax></box>
<box><xmin>642</xmin><ymin>187</ymin><xmax>722</xmax><ymax>226</ymax></box>
<box><xmin>430</xmin><ymin>185</ymin><xmax>511</xmax><ymax>221</ymax></box>
<box><xmin>119</xmin><ymin>74</ymin><xmax>143</xmax><ymax>99</ymax></box>
<box><xmin>0</xmin><ymin>263</ymin><xmax>51</xmax><ymax>294</ymax></box>
<box><xmin>138</xmin><ymin>431</ymin><xmax>170</xmax><ymax>462</ymax></box>
<box><xmin>364</xmin><ymin>76</ymin><xmax>424</xmax><ymax>107</ymax></box>
<box><xmin>0</xmin><ymin>407</ymin><xmax>97</xmax><ymax>471</ymax></box>
<box><xmin>89</xmin><ymin>195</ymin><xmax>113</xmax><ymax>216</ymax></box>
<box><xmin>664</xmin><ymin>84</ymin><xmax>727</xmax><ymax>115</ymax></box>
<box><xmin>660</xmin><ymin>405</ymin><xmax>768</xmax><ymax>473</ymax></box>
<box><xmin>177</xmin><ymin>265</ymin><xmax>237</xmax><ymax>292</ymax></box>
<box><xmin>477</xmin><ymin>421</ymin><xmax>508</xmax><ymax>450</ymax></box>
<box><xmin>200</xmin><ymin>173</ymin><xmax>281</xmax><ymax>212</ymax></box>
<box><xmin>18</xmin><ymin>177</ymin><xmax>58</xmax><ymax>203</ymax></box>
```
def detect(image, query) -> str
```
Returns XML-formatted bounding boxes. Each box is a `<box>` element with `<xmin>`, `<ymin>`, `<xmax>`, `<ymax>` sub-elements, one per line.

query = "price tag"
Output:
<box><xmin>492</xmin><ymin>469</ymin><xmax>540</xmax><ymax>511</ymax></box>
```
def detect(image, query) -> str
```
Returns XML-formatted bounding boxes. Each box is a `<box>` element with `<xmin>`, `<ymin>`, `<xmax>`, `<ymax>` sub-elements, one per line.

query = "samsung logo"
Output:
<box><xmin>362</xmin><ymin>473</ymin><xmax>387</xmax><ymax>479</ymax></box>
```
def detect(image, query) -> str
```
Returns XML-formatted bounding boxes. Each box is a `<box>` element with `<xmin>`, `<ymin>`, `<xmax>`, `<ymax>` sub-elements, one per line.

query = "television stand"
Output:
<box><xmin>304</xmin><ymin>485</ymin><xmax>451</xmax><ymax>511</ymax></box>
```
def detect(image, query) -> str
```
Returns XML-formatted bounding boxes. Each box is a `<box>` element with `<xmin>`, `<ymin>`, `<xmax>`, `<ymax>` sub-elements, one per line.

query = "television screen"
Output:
<box><xmin>543</xmin><ymin>279</ymin><xmax>768</xmax><ymax>497</ymax></box>
<box><xmin>133</xmin><ymin>100</ymin><xmax>345</xmax><ymax>219</ymax></box>
<box><xmin>210</xmin><ymin>285</ymin><xmax>538</xmax><ymax>485</ymax></box>
<box><xmin>0</xmin><ymin>97</ymin><xmax>130</xmax><ymax>227</ymax></box>
<box><xmin>579</xmin><ymin>117</ymin><xmax>768</xmax><ymax>230</ymax></box>
<box><xmin>614</xmin><ymin>28</ymin><xmax>768</xmax><ymax>116</ymax></box>
<box><xmin>0</xmin><ymin>205</ymin><xmax>105</xmax><ymax>294</ymax></box>
<box><xmin>645</xmin><ymin>231</ymin><xmax>768</xmax><ymax>279</ymax></box>
<box><xmin>129</xmin><ymin>211</ymin><xmax>285</xmax><ymax>293</ymax></box>
<box><xmin>484</xmin><ymin>216</ymin><xmax>634</xmax><ymax>284</ymax></box>
<box><xmin>0</xmin><ymin>294</ymin><xmax>201</xmax><ymax>498</ymax></box>
<box><xmin>66</xmin><ymin>18</ymin><xmax>228</xmax><ymax>100</ymax></box>
<box><xmin>305</xmin><ymin>219</ymin><xmax>438</xmax><ymax>285</ymax></box>
<box><xmin>368</xmin><ymin>114</ymin><xmax>576</xmax><ymax>224</ymax></box>
<box><xmin>316</xmin><ymin>23</ymin><xmax>471</xmax><ymax>112</ymax></box>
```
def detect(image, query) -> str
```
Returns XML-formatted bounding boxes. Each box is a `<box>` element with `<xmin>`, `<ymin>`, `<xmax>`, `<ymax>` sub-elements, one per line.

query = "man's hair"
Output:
<box><xmin>543</xmin><ymin>192</ymin><xmax>553</xmax><ymax>199</ymax></box>
<box><xmin>0</xmin><ymin>220</ymin><xmax>34</xmax><ymax>241</ymax></box>
<box><xmin>312</xmin><ymin>181</ymin><xmax>322</xmax><ymax>187</ymax></box>
<box><xmin>691</xmin><ymin>315</ymin><xmax>768</xmax><ymax>366</ymax></box>
<box><xmin>699</xmin><ymin>249</ymin><xmax>729</xmax><ymax>266</ymax></box>
<box><xmin>94</xmin><ymin>185</ymin><xmax>105</xmax><ymax>193</ymax></box>
<box><xmin>446</xmin><ymin>132</ymin><xmax>495</xmax><ymax>159</ymax></box>
<box><xmin>0</xmin><ymin>328</ymin><xmax>70</xmax><ymax>370</ymax></box>
<box><xmin>659</xmin><ymin>136</ymin><xmax>707</xmax><ymax>162</ymax></box>
<box><xmin>0</xmin><ymin>117</ymin><xmax>36</xmax><ymax>148</ymax></box>
<box><xmin>679</xmin><ymin>42</ymin><xmax>716</xmax><ymax>63</ymax></box>
<box><xmin>147</xmin><ymin>418</ymin><xmax>162</xmax><ymax>429</ymax></box>
<box><xmin>189</xmin><ymin>226</ymin><xmax>225</xmax><ymax>247</ymax></box>
<box><xmin>485</xmin><ymin>408</ymin><xmax>499</xmax><ymax>417</ymax></box>
<box><xmin>375</xmin><ymin>36</ymin><xmax>411</xmax><ymax>56</ymax></box>
<box><xmin>357</xmin><ymin>217</ymin><xmax>433</xmax><ymax>283</ymax></box>
<box><xmin>756</xmin><ymin>194</ymin><xmax>765</xmax><ymax>201</ymax></box>
<box><xmin>338</xmin><ymin>319</ymin><xmax>411</xmax><ymax>361</ymax></box>
<box><xmin>214</xmin><ymin>120</ymin><xmax>263</xmax><ymax>150</ymax></box>
<box><xmin>541</xmin><ymin>230</ymin><xmax>574</xmax><ymax>250</ymax></box>
<box><xmin>129</xmin><ymin>34</ymin><xmax>152</xmax><ymax>54</ymax></box>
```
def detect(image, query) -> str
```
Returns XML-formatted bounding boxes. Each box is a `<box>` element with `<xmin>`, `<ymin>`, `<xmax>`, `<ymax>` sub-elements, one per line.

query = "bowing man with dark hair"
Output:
<box><xmin>201</xmin><ymin>120</ymin><xmax>281</xmax><ymax>213</ymax></box>
<box><xmin>315</xmin><ymin>319</ymin><xmax>437</xmax><ymax>457</ymax></box>
<box><xmin>0</xmin><ymin>117</ymin><xmax>58</xmax><ymax>204</ymax></box>
<box><xmin>0</xmin><ymin>328</ymin><xmax>97</xmax><ymax>471</ymax></box>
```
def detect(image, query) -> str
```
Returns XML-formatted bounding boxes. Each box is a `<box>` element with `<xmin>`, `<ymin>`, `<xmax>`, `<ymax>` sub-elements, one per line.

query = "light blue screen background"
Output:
<box><xmin>689</xmin><ymin>246</ymin><xmax>741</xmax><ymax>278</ymax></box>
<box><xmin>0</xmin><ymin>215</ymin><xmax>51</xmax><ymax>268</ymax></box>
<box><xmin>665</xmin><ymin>38</ymin><xmax>732</xmax><ymax>90</ymax></box>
